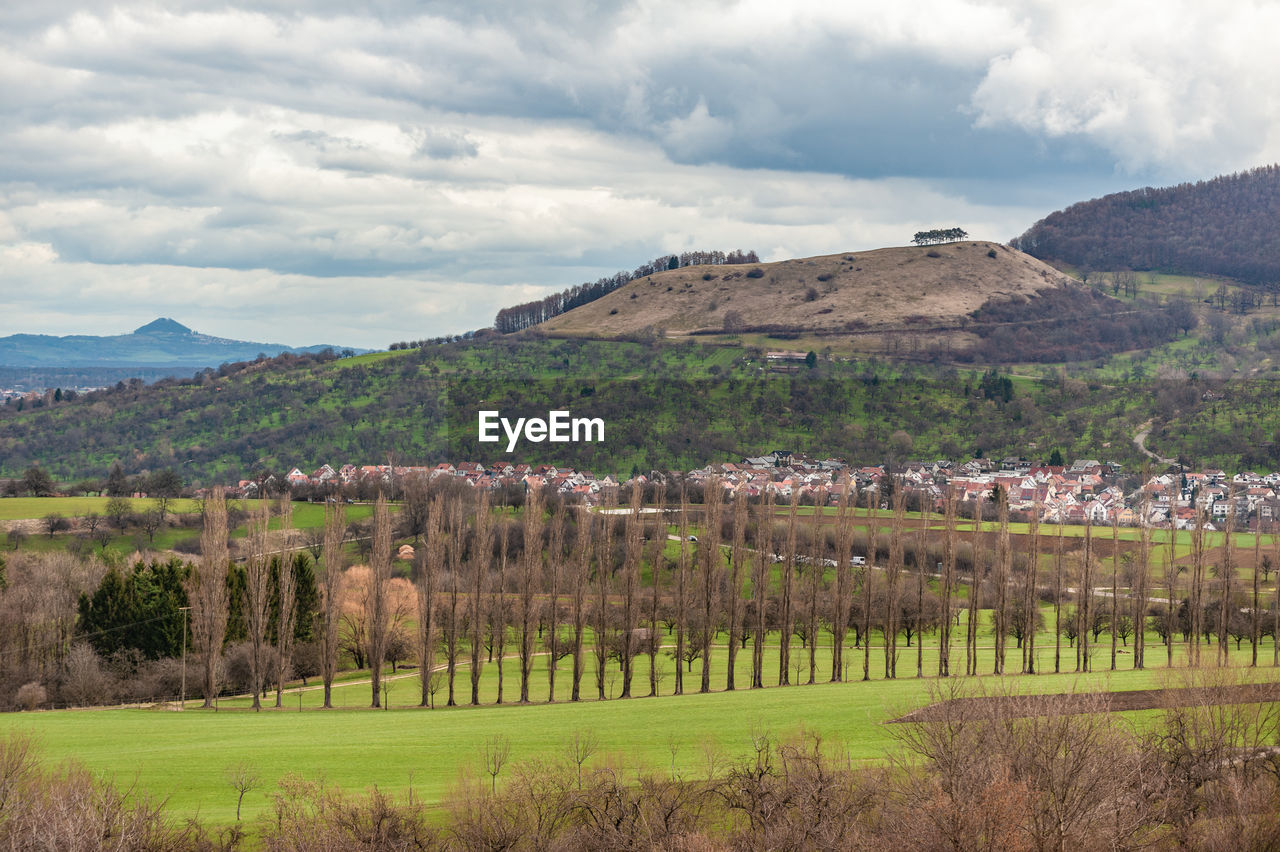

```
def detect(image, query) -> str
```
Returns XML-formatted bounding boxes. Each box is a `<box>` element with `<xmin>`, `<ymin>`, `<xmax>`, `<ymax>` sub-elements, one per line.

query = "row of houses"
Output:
<box><xmin>260</xmin><ymin>453</ymin><xmax>1280</xmax><ymax>530</ymax></box>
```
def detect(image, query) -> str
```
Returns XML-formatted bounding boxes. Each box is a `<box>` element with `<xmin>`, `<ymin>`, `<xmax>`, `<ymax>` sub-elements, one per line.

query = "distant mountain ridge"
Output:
<box><xmin>0</xmin><ymin>318</ymin><xmax>365</xmax><ymax>369</ymax></box>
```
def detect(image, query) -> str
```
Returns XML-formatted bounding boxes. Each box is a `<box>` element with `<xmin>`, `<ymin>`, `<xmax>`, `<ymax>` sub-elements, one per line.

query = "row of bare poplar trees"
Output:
<box><xmin>184</xmin><ymin>477</ymin><xmax>1280</xmax><ymax>707</ymax></box>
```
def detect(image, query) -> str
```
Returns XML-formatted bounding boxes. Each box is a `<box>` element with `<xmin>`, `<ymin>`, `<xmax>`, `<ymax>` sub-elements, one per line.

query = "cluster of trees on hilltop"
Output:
<box><xmin>494</xmin><ymin>249</ymin><xmax>759</xmax><ymax>334</ymax></box>
<box><xmin>910</xmin><ymin>227</ymin><xmax>968</xmax><ymax>245</ymax></box>
<box><xmin>1012</xmin><ymin>164</ymin><xmax>1280</xmax><ymax>284</ymax></box>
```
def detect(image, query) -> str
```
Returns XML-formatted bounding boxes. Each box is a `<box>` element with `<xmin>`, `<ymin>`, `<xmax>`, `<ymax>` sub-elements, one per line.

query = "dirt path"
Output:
<box><xmin>1134</xmin><ymin>418</ymin><xmax>1178</xmax><ymax>467</ymax></box>
<box><xmin>891</xmin><ymin>680</ymin><xmax>1280</xmax><ymax>723</ymax></box>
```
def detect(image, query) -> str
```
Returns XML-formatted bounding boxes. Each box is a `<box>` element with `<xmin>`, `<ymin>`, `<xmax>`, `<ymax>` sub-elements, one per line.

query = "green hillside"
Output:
<box><xmin>5</xmin><ymin>326</ymin><xmax>1280</xmax><ymax>484</ymax></box>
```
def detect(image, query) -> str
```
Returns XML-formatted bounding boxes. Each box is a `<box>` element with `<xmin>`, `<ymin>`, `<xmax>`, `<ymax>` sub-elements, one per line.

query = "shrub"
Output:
<box><xmin>988</xmin><ymin>248</ymin><xmax>998</xmax><ymax>258</ymax></box>
<box><xmin>926</xmin><ymin>249</ymin><xmax>941</xmax><ymax>258</ymax></box>
<box><xmin>608</xmin><ymin>308</ymin><xmax>618</xmax><ymax>315</ymax></box>
<box><xmin>816</xmin><ymin>273</ymin><xmax>833</xmax><ymax>282</ymax></box>
<box><xmin>746</xmin><ymin>268</ymin><xmax>764</xmax><ymax>278</ymax></box>
<box><xmin>804</xmin><ymin>286</ymin><xmax>819</xmax><ymax>302</ymax></box>
<box><xmin>702</xmin><ymin>273</ymin><xmax>713</xmax><ymax>281</ymax></box>
<box><xmin>16</xmin><ymin>681</ymin><xmax>46</xmax><ymax>711</ymax></box>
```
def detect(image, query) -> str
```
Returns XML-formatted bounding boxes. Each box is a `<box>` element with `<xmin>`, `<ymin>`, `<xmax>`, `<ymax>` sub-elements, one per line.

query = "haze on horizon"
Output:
<box><xmin>2</xmin><ymin>1</ymin><xmax>1277</xmax><ymax>349</ymax></box>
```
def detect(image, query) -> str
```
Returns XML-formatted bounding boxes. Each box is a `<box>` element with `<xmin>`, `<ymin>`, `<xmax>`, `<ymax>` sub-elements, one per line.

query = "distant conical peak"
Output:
<box><xmin>134</xmin><ymin>318</ymin><xmax>193</xmax><ymax>335</ymax></box>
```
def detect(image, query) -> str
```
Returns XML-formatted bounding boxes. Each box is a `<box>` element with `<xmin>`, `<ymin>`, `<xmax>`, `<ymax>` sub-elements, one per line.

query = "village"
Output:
<box><xmin>267</xmin><ymin>453</ymin><xmax>1278</xmax><ymax>531</ymax></box>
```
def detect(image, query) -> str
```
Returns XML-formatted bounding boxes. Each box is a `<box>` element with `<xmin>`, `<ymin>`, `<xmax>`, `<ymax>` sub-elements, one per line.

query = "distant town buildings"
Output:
<box><xmin>256</xmin><ymin>451</ymin><xmax>1278</xmax><ymax>531</ymax></box>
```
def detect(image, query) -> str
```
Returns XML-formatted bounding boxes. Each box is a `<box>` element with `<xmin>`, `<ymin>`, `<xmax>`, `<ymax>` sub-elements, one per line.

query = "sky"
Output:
<box><xmin>2</xmin><ymin>1</ymin><xmax>1278</xmax><ymax>349</ymax></box>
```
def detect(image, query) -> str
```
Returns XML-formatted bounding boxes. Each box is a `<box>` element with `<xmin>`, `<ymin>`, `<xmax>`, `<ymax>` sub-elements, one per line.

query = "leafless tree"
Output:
<box><xmin>245</xmin><ymin>502</ymin><xmax>272</xmax><ymax>711</ymax></box>
<box><xmin>367</xmin><ymin>493</ymin><xmax>392</xmax><ymax>708</ymax></box>
<box><xmin>966</xmin><ymin>494</ymin><xmax>983</xmax><ymax>677</ymax></box>
<box><xmin>778</xmin><ymin>492</ymin><xmax>798</xmax><ymax>685</ymax></box>
<box><xmin>752</xmin><ymin>490</ymin><xmax>773</xmax><ymax>689</ymax></box>
<box><xmin>518</xmin><ymin>488</ymin><xmax>543</xmax><ymax>704</ymax></box>
<box><xmin>570</xmin><ymin>506</ymin><xmax>591</xmax><ymax>701</ymax></box>
<box><xmin>1218</xmin><ymin>491</ymin><xmax>1236</xmax><ymax>667</ymax></box>
<box><xmin>275</xmin><ymin>499</ymin><xmax>297</xmax><ymax>708</ymax></box>
<box><xmin>482</xmin><ymin>734</ymin><xmax>512</xmax><ymax>795</ymax></box>
<box><xmin>648</xmin><ymin>490</ymin><xmax>667</xmax><ymax>696</ymax></box>
<box><xmin>443</xmin><ymin>498</ymin><xmax>465</xmax><ymax>706</ymax></box>
<box><xmin>698</xmin><ymin>478</ymin><xmax>722</xmax><ymax>694</ymax></box>
<box><xmin>191</xmin><ymin>488</ymin><xmax>229</xmax><ymax>707</ymax></box>
<box><xmin>225</xmin><ymin>761</ymin><xmax>261</xmax><ymax>821</ymax></box>
<box><xmin>863</xmin><ymin>487</ymin><xmax>878</xmax><ymax>682</ymax></box>
<box><xmin>620</xmin><ymin>487</ymin><xmax>643</xmax><ymax>698</ymax></box>
<box><xmin>940</xmin><ymin>488</ymin><xmax>957</xmax><ymax>677</ymax></box>
<box><xmin>674</xmin><ymin>490</ymin><xmax>690</xmax><ymax>695</ymax></box>
<box><xmin>416</xmin><ymin>497</ymin><xmax>442</xmax><ymax>707</ymax></box>
<box><xmin>883</xmin><ymin>487</ymin><xmax>906</xmax><ymax>679</ymax></box>
<box><xmin>1110</xmin><ymin>515</ymin><xmax>1120</xmax><ymax>672</ymax></box>
<box><xmin>1190</xmin><ymin>508</ymin><xmax>1206</xmax><ymax>667</ymax></box>
<box><xmin>992</xmin><ymin>489</ymin><xmax>1010</xmax><ymax>675</ymax></box>
<box><xmin>494</xmin><ymin>514</ymin><xmax>510</xmax><ymax>704</ymax></box>
<box><xmin>469</xmin><ymin>492</ymin><xmax>492</xmax><ymax>706</ymax></box>
<box><xmin>320</xmin><ymin>499</ymin><xmax>345</xmax><ymax>709</ymax></box>
<box><xmin>543</xmin><ymin>501</ymin><xmax>564</xmax><ymax>702</ymax></box>
<box><xmin>1078</xmin><ymin>516</ymin><xmax>1094</xmax><ymax>673</ymax></box>
<box><xmin>804</xmin><ymin>499</ymin><xmax>823</xmax><ymax>684</ymax></box>
<box><xmin>1022</xmin><ymin>499</ymin><xmax>1040</xmax><ymax>674</ymax></box>
<box><xmin>1133</xmin><ymin>488</ymin><xmax>1150</xmax><ymax>670</ymax></box>
<box><xmin>830</xmin><ymin>479</ymin><xmax>851</xmax><ymax>683</ymax></box>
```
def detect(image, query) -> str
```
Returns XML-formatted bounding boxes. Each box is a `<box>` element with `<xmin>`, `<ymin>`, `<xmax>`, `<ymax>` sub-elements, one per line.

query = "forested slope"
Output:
<box><xmin>4</xmin><ymin>333</ymin><xmax>1280</xmax><ymax>484</ymax></box>
<box><xmin>1012</xmin><ymin>164</ymin><xmax>1280</xmax><ymax>284</ymax></box>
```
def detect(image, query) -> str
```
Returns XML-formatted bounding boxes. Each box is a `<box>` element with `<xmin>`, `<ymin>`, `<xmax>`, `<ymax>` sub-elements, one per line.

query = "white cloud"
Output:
<box><xmin>0</xmin><ymin>0</ymin><xmax>1274</xmax><ymax>348</ymax></box>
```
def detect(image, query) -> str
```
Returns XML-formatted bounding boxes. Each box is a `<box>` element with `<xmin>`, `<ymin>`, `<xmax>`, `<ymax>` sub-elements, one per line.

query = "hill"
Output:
<box><xmin>1011</xmin><ymin>164</ymin><xmax>1280</xmax><ymax>284</ymax></box>
<box><xmin>538</xmin><ymin>242</ymin><xmax>1072</xmax><ymax>338</ymax></box>
<box><xmin>0</xmin><ymin>317</ymin><xmax>363</xmax><ymax>370</ymax></box>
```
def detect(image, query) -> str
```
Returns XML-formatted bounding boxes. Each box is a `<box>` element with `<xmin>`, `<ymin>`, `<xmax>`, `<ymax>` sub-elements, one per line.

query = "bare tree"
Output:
<box><xmin>593</xmin><ymin>492</ymin><xmax>615</xmax><ymax>700</ymax></box>
<box><xmin>621</xmin><ymin>487</ymin><xmax>643</xmax><ymax>698</ymax></box>
<box><xmin>1110</xmin><ymin>515</ymin><xmax>1120</xmax><ymax>672</ymax></box>
<box><xmin>443</xmin><ymin>498</ymin><xmax>465</xmax><ymax>706</ymax></box>
<box><xmin>482</xmin><ymin>734</ymin><xmax>511</xmax><ymax>795</ymax></box>
<box><xmin>275</xmin><ymin>499</ymin><xmax>297</xmax><ymax>708</ymax></box>
<box><xmin>1133</xmin><ymin>487</ymin><xmax>1150</xmax><ymax>670</ymax></box>
<box><xmin>245</xmin><ymin>502</ymin><xmax>272</xmax><ymax>711</ymax></box>
<box><xmin>1022</xmin><ymin>499</ymin><xmax>1040</xmax><ymax>674</ymax></box>
<box><xmin>494</xmin><ymin>514</ymin><xmax>510</xmax><ymax>704</ymax></box>
<box><xmin>829</xmin><ymin>480</ymin><xmax>851</xmax><ymax>682</ymax></box>
<box><xmin>225</xmin><ymin>762</ymin><xmax>261</xmax><ymax>822</ymax></box>
<box><xmin>648</xmin><ymin>489</ymin><xmax>667</xmax><ymax>696</ymax></box>
<box><xmin>939</xmin><ymin>488</ymin><xmax>956</xmax><ymax>677</ymax></box>
<box><xmin>1189</xmin><ymin>508</ymin><xmax>1206</xmax><ymax>667</ymax></box>
<box><xmin>415</xmin><ymin>497</ymin><xmax>441</xmax><ymax>707</ymax></box>
<box><xmin>992</xmin><ymin>489</ymin><xmax>1010</xmax><ymax>675</ymax></box>
<box><xmin>470</xmin><ymin>492</ymin><xmax>492</xmax><ymax>706</ymax></box>
<box><xmin>367</xmin><ymin>493</ymin><xmax>391</xmax><ymax>708</ymax></box>
<box><xmin>863</xmin><ymin>487</ymin><xmax>878</xmax><ymax>682</ymax></box>
<box><xmin>726</xmin><ymin>492</ymin><xmax>747</xmax><ymax>689</ymax></box>
<box><xmin>804</xmin><ymin>498</ymin><xmax>823</xmax><ymax>684</ymax></box>
<box><xmin>751</xmin><ymin>490</ymin><xmax>773</xmax><ymax>689</ymax></box>
<box><xmin>519</xmin><ymin>488</ymin><xmax>544</xmax><ymax>704</ymax></box>
<box><xmin>1218</xmin><ymin>492</ymin><xmax>1236</xmax><ymax>667</ymax></box>
<box><xmin>884</xmin><ymin>487</ymin><xmax>905</xmax><ymax>679</ymax></box>
<box><xmin>778</xmin><ymin>492</ymin><xmax>798</xmax><ymax>685</ymax></box>
<box><xmin>321</xmin><ymin>499</ymin><xmax>346</xmax><ymax>709</ymax></box>
<box><xmin>699</xmin><ymin>478</ymin><xmax>722</xmax><ymax>694</ymax></box>
<box><xmin>191</xmin><ymin>488</ymin><xmax>229</xmax><ymax>707</ymax></box>
<box><xmin>1252</xmin><ymin>509</ymin><xmax>1261</xmax><ymax>667</ymax></box>
<box><xmin>1055</xmin><ymin>519</ymin><xmax>1065</xmax><ymax>673</ymax></box>
<box><xmin>674</xmin><ymin>490</ymin><xmax>690</xmax><ymax>695</ymax></box>
<box><xmin>543</xmin><ymin>501</ymin><xmax>565</xmax><ymax>702</ymax></box>
<box><xmin>570</xmin><ymin>507</ymin><xmax>591</xmax><ymax>701</ymax></box>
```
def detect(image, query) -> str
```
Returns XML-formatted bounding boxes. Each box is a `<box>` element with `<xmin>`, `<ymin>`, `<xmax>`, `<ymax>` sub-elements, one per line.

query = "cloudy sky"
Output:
<box><xmin>2</xmin><ymin>1</ymin><xmax>1277</xmax><ymax>349</ymax></box>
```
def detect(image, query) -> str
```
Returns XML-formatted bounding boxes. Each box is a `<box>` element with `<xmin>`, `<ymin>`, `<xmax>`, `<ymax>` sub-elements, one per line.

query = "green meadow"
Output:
<box><xmin>6</xmin><ymin>622</ymin><xmax>1280</xmax><ymax>828</ymax></box>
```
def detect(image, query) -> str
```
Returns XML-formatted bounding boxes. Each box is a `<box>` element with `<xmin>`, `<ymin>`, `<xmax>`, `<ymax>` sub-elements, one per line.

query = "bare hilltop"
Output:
<box><xmin>539</xmin><ymin>241</ymin><xmax>1076</xmax><ymax>339</ymax></box>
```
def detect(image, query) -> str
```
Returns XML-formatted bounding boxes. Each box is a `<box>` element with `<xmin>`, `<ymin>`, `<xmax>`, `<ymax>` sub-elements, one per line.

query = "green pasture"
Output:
<box><xmin>8</xmin><ymin>614</ymin><xmax>1280</xmax><ymax>828</ymax></box>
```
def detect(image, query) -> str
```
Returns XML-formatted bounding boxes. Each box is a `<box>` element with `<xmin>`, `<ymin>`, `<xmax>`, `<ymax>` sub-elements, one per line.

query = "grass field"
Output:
<box><xmin>6</xmin><ymin>622</ymin><xmax>1280</xmax><ymax>829</ymax></box>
